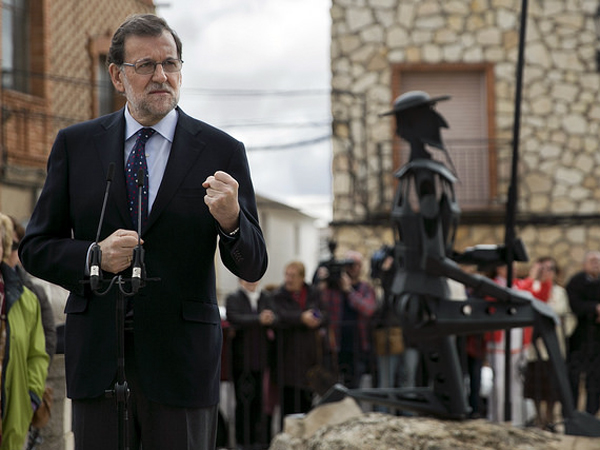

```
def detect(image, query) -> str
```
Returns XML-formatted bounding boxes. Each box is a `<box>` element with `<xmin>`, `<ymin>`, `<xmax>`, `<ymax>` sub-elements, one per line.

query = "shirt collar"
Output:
<box><xmin>124</xmin><ymin>105</ymin><xmax>178</xmax><ymax>142</ymax></box>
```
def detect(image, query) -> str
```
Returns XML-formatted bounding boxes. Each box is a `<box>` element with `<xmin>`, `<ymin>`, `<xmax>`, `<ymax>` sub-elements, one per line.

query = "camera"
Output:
<box><xmin>316</xmin><ymin>240</ymin><xmax>355</xmax><ymax>289</ymax></box>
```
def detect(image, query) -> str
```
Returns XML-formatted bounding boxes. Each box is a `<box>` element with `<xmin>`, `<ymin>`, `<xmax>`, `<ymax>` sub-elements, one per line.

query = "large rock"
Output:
<box><xmin>280</xmin><ymin>397</ymin><xmax>363</xmax><ymax>441</ymax></box>
<box><xmin>269</xmin><ymin>399</ymin><xmax>600</xmax><ymax>450</ymax></box>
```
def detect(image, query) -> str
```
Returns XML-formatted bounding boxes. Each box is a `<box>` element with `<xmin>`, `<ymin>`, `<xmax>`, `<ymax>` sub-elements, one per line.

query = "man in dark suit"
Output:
<box><xmin>225</xmin><ymin>279</ymin><xmax>274</xmax><ymax>449</ymax></box>
<box><xmin>19</xmin><ymin>14</ymin><xmax>267</xmax><ymax>450</ymax></box>
<box><xmin>566</xmin><ymin>250</ymin><xmax>600</xmax><ymax>416</ymax></box>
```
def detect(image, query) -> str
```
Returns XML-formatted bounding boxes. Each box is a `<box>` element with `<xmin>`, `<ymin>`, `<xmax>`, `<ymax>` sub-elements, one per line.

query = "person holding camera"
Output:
<box><xmin>317</xmin><ymin>250</ymin><xmax>376</xmax><ymax>389</ymax></box>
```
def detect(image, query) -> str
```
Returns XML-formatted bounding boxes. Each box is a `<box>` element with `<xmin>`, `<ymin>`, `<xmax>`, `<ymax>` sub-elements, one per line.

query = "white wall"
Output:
<box><xmin>215</xmin><ymin>196</ymin><xmax>322</xmax><ymax>302</ymax></box>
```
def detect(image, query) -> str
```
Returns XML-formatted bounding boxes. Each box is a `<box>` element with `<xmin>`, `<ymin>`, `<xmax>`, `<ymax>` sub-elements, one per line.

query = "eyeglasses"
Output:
<box><xmin>121</xmin><ymin>58</ymin><xmax>183</xmax><ymax>75</ymax></box>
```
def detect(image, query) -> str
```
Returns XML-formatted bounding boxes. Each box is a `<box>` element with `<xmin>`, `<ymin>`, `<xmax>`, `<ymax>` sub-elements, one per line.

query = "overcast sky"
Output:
<box><xmin>156</xmin><ymin>0</ymin><xmax>333</xmax><ymax>220</ymax></box>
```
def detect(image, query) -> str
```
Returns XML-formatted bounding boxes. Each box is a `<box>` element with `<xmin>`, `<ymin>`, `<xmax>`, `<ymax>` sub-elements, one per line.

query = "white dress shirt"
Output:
<box><xmin>123</xmin><ymin>106</ymin><xmax>178</xmax><ymax>212</ymax></box>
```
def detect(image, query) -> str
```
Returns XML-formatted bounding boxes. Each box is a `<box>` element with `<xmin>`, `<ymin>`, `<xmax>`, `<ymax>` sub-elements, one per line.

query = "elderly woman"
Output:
<box><xmin>0</xmin><ymin>213</ymin><xmax>48</xmax><ymax>449</ymax></box>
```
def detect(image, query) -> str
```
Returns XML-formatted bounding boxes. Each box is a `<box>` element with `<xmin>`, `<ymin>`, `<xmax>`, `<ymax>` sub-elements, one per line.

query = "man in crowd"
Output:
<box><xmin>566</xmin><ymin>250</ymin><xmax>600</xmax><ymax>415</ymax></box>
<box><xmin>317</xmin><ymin>251</ymin><xmax>376</xmax><ymax>389</ymax></box>
<box><xmin>225</xmin><ymin>279</ymin><xmax>274</xmax><ymax>449</ymax></box>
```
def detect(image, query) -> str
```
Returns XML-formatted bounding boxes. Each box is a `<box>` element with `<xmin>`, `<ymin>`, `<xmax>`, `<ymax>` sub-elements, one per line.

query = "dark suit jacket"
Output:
<box><xmin>566</xmin><ymin>271</ymin><xmax>600</xmax><ymax>356</ymax></box>
<box><xmin>271</xmin><ymin>283</ymin><xmax>323</xmax><ymax>389</ymax></box>
<box><xmin>225</xmin><ymin>289</ymin><xmax>272</xmax><ymax>373</ymax></box>
<box><xmin>19</xmin><ymin>107</ymin><xmax>268</xmax><ymax>408</ymax></box>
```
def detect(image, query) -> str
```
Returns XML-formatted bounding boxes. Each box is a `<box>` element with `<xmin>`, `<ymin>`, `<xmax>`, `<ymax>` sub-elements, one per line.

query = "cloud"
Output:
<box><xmin>164</xmin><ymin>0</ymin><xmax>330</xmax><ymax>87</ymax></box>
<box><xmin>158</xmin><ymin>0</ymin><xmax>333</xmax><ymax>213</ymax></box>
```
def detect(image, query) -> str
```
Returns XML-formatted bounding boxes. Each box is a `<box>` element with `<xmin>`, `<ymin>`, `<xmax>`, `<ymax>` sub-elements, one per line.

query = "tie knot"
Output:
<box><xmin>137</xmin><ymin>127</ymin><xmax>156</xmax><ymax>143</ymax></box>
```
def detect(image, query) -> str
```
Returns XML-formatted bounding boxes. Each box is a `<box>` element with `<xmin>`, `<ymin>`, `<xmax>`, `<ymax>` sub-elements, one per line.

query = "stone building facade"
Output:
<box><xmin>330</xmin><ymin>0</ymin><xmax>600</xmax><ymax>283</ymax></box>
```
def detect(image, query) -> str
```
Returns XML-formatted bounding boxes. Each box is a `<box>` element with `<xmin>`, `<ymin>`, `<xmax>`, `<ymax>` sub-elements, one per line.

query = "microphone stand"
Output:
<box><xmin>90</xmin><ymin>163</ymin><xmax>115</xmax><ymax>292</ymax></box>
<box><xmin>84</xmin><ymin>167</ymin><xmax>157</xmax><ymax>450</ymax></box>
<box><xmin>110</xmin><ymin>276</ymin><xmax>131</xmax><ymax>450</ymax></box>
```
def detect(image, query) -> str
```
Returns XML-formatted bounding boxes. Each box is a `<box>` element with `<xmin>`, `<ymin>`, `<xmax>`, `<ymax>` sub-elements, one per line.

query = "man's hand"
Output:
<box><xmin>301</xmin><ymin>310</ymin><xmax>321</xmax><ymax>329</ymax></box>
<box><xmin>202</xmin><ymin>171</ymin><xmax>240</xmax><ymax>234</ymax></box>
<box><xmin>98</xmin><ymin>229</ymin><xmax>141</xmax><ymax>274</ymax></box>
<box><xmin>259</xmin><ymin>309</ymin><xmax>275</xmax><ymax>326</ymax></box>
<box><xmin>339</xmin><ymin>272</ymin><xmax>353</xmax><ymax>293</ymax></box>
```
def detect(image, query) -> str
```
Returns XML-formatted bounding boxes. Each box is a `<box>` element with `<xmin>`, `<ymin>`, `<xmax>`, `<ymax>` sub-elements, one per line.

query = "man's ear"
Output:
<box><xmin>108</xmin><ymin>63</ymin><xmax>125</xmax><ymax>93</ymax></box>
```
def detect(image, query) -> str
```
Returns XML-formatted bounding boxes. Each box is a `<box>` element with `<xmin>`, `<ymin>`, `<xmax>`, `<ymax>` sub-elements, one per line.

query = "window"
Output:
<box><xmin>391</xmin><ymin>64</ymin><xmax>497</xmax><ymax>210</ymax></box>
<box><xmin>90</xmin><ymin>34</ymin><xmax>125</xmax><ymax>117</ymax></box>
<box><xmin>97</xmin><ymin>54</ymin><xmax>122</xmax><ymax>116</ymax></box>
<box><xmin>2</xmin><ymin>0</ymin><xmax>30</xmax><ymax>92</ymax></box>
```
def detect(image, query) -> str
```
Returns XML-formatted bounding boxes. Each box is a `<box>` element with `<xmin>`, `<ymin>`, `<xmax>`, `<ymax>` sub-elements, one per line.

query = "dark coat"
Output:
<box><xmin>270</xmin><ymin>283</ymin><xmax>323</xmax><ymax>389</ymax></box>
<box><xmin>566</xmin><ymin>271</ymin><xmax>600</xmax><ymax>357</ymax></box>
<box><xmin>225</xmin><ymin>289</ymin><xmax>273</xmax><ymax>373</ymax></box>
<box><xmin>19</xmin><ymin>107</ymin><xmax>268</xmax><ymax>408</ymax></box>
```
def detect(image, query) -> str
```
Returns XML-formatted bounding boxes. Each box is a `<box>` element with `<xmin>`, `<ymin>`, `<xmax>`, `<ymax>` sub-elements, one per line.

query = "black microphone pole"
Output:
<box><xmin>110</xmin><ymin>166</ymin><xmax>146</xmax><ymax>450</ymax></box>
<box><xmin>96</xmin><ymin>167</ymin><xmax>154</xmax><ymax>450</ymax></box>
<box><xmin>131</xmin><ymin>168</ymin><xmax>145</xmax><ymax>293</ymax></box>
<box><xmin>109</xmin><ymin>166</ymin><xmax>145</xmax><ymax>450</ymax></box>
<box><xmin>110</xmin><ymin>167</ymin><xmax>157</xmax><ymax>450</ymax></box>
<box><xmin>113</xmin><ymin>168</ymin><xmax>145</xmax><ymax>449</ymax></box>
<box><xmin>90</xmin><ymin>163</ymin><xmax>116</xmax><ymax>292</ymax></box>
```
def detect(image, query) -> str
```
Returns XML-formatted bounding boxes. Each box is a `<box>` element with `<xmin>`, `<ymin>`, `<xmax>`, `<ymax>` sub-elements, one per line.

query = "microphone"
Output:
<box><xmin>131</xmin><ymin>168</ymin><xmax>145</xmax><ymax>292</ymax></box>
<box><xmin>90</xmin><ymin>163</ymin><xmax>116</xmax><ymax>291</ymax></box>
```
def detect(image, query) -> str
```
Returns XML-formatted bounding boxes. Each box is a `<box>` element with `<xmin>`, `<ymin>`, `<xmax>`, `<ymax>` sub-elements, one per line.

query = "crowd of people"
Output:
<box><xmin>2</xmin><ymin>204</ymin><xmax>598</xmax><ymax>450</ymax></box>
<box><xmin>464</xmin><ymin>252</ymin><xmax>595</xmax><ymax>431</ymax></box>
<box><xmin>221</xmin><ymin>247</ymin><xmax>600</xmax><ymax>449</ymax></box>
<box><xmin>222</xmin><ymin>252</ymin><xmax>376</xmax><ymax>449</ymax></box>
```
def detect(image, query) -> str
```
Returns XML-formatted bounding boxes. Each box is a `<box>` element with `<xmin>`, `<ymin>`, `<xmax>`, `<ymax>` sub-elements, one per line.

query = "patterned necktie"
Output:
<box><xmin>126</xmin><ymin>128</ymin><xmax>155</xmax><ymax>230</ymax></box>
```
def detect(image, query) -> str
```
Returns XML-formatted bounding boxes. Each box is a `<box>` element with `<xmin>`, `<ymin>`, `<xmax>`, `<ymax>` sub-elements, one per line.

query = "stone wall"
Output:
<box><xmin>333</xmin><ymin>222</ymin><xmax>600</xmax><ymax>283</ymax></box>
<box><xmin>330</xmin><ymin>0</ymin><xmax>600</xmax><ymax>283</ymax></box>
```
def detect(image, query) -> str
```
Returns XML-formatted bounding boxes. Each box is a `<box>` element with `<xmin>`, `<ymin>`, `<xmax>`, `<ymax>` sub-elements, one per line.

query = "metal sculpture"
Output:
<box><xmin>322</xmin><ymin>91</ymin><xmax>600</xmax><ymax>437</ymax></box>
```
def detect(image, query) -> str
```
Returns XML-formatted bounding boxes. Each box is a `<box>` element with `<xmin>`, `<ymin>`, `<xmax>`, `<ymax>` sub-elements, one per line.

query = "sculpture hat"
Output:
<box><xmin>380</xmin><ymin>90</ymin><xmax>450</xmax><ymax>116</ymax></box>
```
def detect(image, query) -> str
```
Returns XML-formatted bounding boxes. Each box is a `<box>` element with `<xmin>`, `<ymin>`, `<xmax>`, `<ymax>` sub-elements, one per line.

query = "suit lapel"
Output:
<box><xmin>92</xmin><ymin>110</ymin><xmax>131</xmax><ymax>227</ymax></box>
<box><xmin>146</xmin><ymin>109</ymin><xmax>206</xmax><ymax>231</ymax></box>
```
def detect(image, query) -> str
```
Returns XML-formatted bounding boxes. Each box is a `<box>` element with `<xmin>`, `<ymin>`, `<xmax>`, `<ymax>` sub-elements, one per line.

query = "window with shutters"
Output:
<box><xmin>391</xmin><ymin>63</ymin><xmax>497</xmax><ymax>211</ymax></box>
<box><xmin>2</xmin><ymin>0</ymin><xmax>28</xmax><ymax>92</ymax></box>
<box><xmin>2</xmin><ymin>0</ymin><xmax>44</xmax><ymax>95</ymax></box>
<box><xmin>89</xmin><ymin>35</ymin><xmax>125</xmax><ymax>117</ymax></box>
<box><xmin>97</xmin><ymin>54</ymin><xmax>124</xmax><ymax>116</ymax></box>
